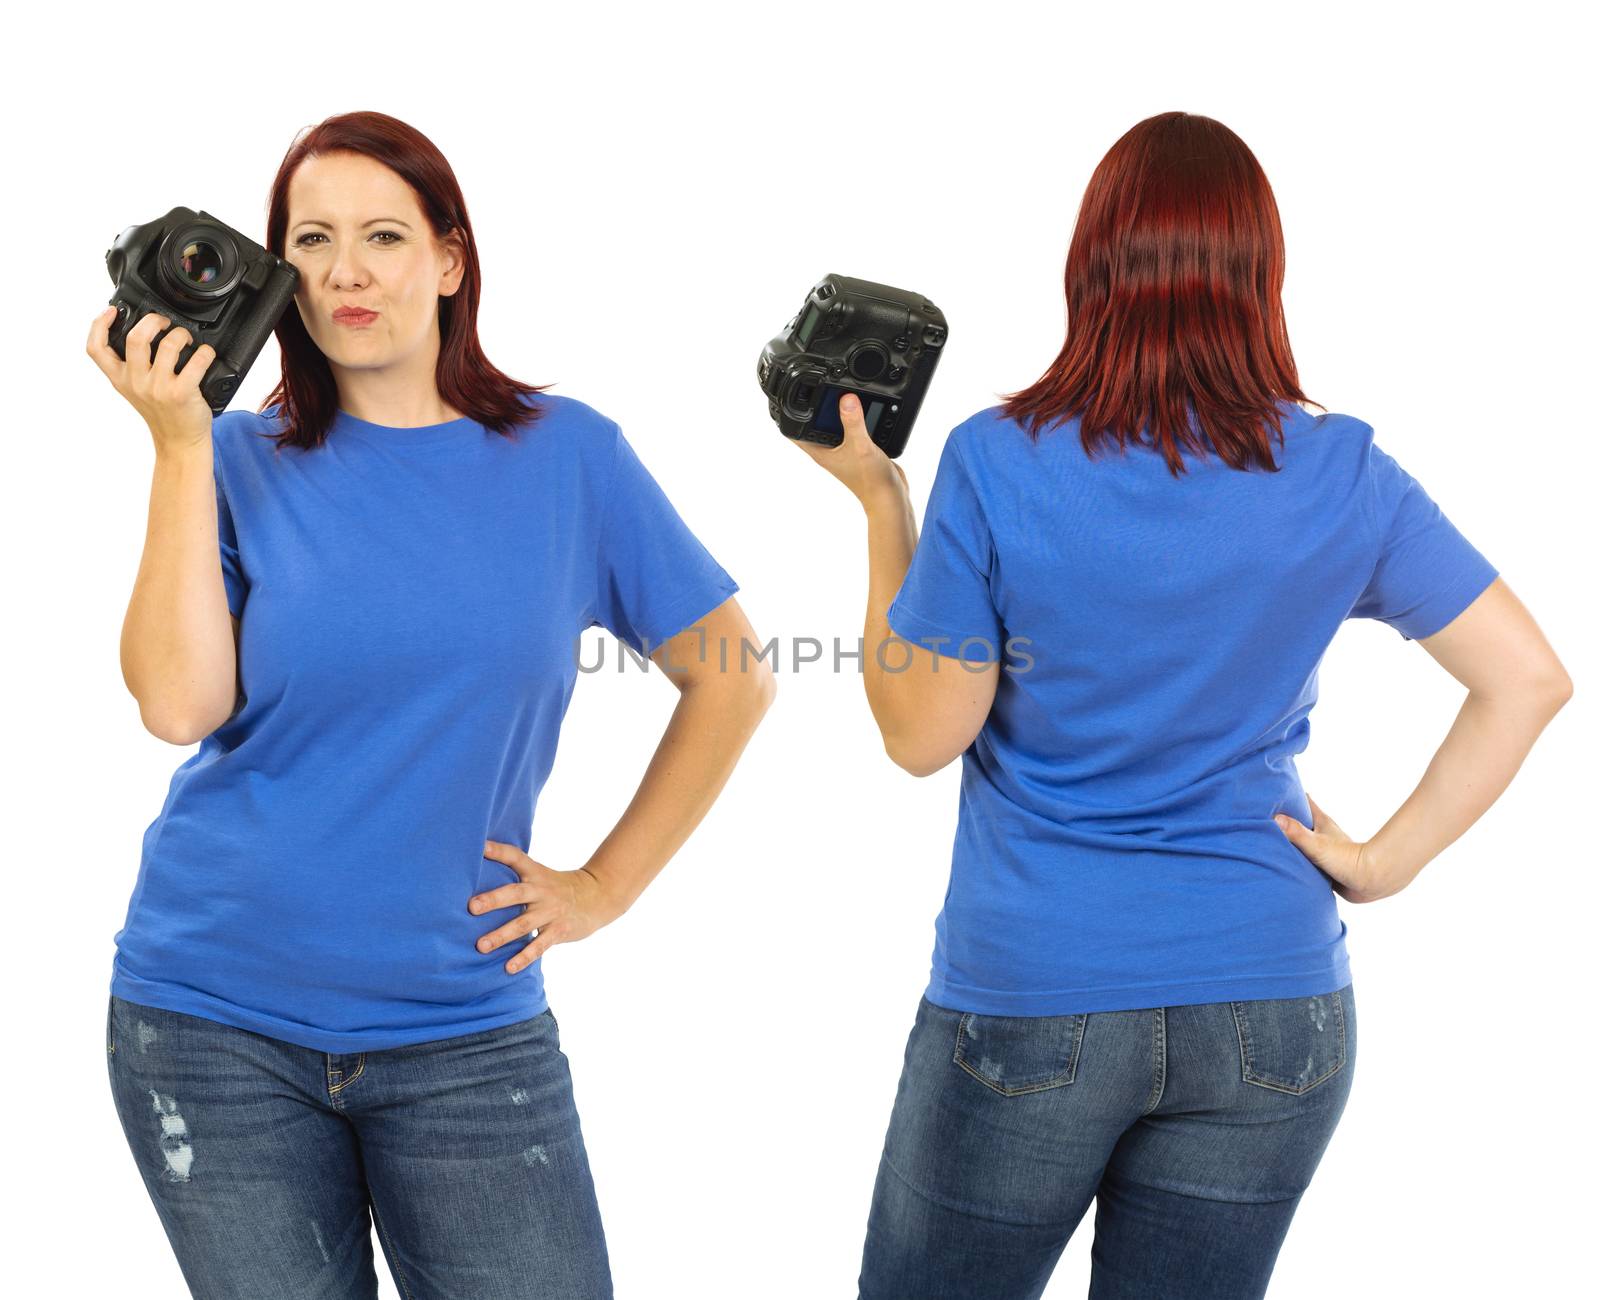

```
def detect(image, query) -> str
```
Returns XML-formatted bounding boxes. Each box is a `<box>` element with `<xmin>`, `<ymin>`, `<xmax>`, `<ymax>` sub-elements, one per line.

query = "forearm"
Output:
<box><xmin>1368</xmin><ymin>684</ymin><xmax>1571</xmax><ymax>885</ymax></box>
<box><xmin>120</xmin><ymin>441</ymin><xmax>237</xmax><ymax>743</ymax></box>
<box><xmin>860</xmin><ymin>490</ymin><xmax>920</xmax><ymax>746</ymax></box>
<box><xmin>581</xmin><ymin>674</ymin><xmax>775</xmax><ymax>917</ymax></box>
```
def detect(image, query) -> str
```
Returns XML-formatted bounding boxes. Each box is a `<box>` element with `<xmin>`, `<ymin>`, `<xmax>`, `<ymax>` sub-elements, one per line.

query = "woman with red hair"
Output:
<box><xmin>89</xmin><ymin>111</ymin><xmax>774</xmax><ymax>1297</ymax></box>
<box><xmin>796</xmin><ymin>111</ymin><xmax>1571</xmax><ymax>1298</ymax></box>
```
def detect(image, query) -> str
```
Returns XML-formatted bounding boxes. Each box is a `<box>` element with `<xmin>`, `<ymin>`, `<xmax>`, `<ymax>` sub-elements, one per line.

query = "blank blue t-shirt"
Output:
<box><xmin>887</xmin><ymin>400</ymin><xmax>1498</xmax><ymax>1016</ymax></box>
<box><xmin>110</xmin><ymin>393</ymin><xmax>739</xmax><ymax>1051</ymax></box>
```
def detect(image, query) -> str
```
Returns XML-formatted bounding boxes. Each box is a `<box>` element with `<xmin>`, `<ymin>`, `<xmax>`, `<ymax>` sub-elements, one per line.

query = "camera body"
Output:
<box><xmin>105</xmin><ymin>206</ymin><xmax>300</xmax><ymax>414</ymax></box>
<box><xmin>758</xmin><ymin>273</ymin><xmax>947</xmax><ymax>459</ymax></box>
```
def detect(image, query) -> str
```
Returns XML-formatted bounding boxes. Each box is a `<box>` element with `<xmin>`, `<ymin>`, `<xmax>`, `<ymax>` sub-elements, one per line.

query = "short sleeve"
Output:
<box><xmin>1349</xmin><ymin>440</ymin><xmax>1498</xmax><ymax>641</ymax></box>
<box><xmin>887</xmin><ymin>430</ymin><xmax>1005</xmax><ymax>663</ymax></box>
<box><xmin>215</xmin><ymin>471</ymin><xmax>248</xmax><ymax>618</ymax></box>
<box><xmin>592</xmin><ymin>424</ymin><xmax>739</xmax><ymax>655</ymax></box>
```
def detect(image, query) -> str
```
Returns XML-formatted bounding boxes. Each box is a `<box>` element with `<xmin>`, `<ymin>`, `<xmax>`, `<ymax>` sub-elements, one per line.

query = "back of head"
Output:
<box><xmin>999</xmin><ymin>111</ymin><xmax>1317</xmax><ymax>478</ymax></box>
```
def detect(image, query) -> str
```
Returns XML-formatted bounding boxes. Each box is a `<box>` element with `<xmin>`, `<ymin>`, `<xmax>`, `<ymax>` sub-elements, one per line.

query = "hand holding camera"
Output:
<box><xmin>757</xmin><ymin>273</ymin><xmax>948</xmax><ymax>459</ymax></box>
<box><xmin>787</xmin><ymin>390</ymin><xmax>910</xmax><ymax>513</ymax></box>
<box><xmin>99</xmin><ymin>205</ymin><xmax>300</xmax><ymax>419</ymax></box>
<box><xmin>86</xmin><ymin>304</ymin><xmax>217</xmax><ymax>454</ymax></box>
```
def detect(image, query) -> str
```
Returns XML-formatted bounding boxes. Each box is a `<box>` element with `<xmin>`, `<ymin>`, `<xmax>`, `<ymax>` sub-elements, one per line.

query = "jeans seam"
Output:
<box><xmin>369</xmin><ymin>1194</ymin><xmax>418</xmax><ymax>1300</ymax></box>
<box><xmin>328</xmin><ymin>1054</ymin><xmax>366</xmax><ymax>1094</ymax></box>
<box><xmin>1143</xmin><ymin>1007</ymin><xmax>1166</xmax><ymax>1113</ymax></box>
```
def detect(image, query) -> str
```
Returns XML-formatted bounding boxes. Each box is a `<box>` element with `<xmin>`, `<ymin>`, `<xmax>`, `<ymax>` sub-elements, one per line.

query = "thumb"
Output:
<box><xmin>1274</xmin><ymin>813</ymin><xmax>1308</xmax><ymax>840</ymax></box>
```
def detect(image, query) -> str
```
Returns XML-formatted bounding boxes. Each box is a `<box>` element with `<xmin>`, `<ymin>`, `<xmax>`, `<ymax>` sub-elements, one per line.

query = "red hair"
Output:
<box><xmin>255</xmin><ymin>110</ymin><xmax>550</xmax><ymax>450</ymax></box>
<box><xmin>998</xmin><ymin>112</ymin><xmax>1320</xmax><ymax>477</ymax></box>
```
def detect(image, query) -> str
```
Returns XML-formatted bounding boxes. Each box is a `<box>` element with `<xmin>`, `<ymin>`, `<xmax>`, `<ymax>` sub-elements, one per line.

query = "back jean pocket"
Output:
<box><xmin>1230</xmin><ymin>989</ymin><xmax>1347</xmax><ymax>1095</ymax></box>
<box><xmin>952</xmin><ymin>1010</ymin><xmax>1087</xmax><ymax>1096</ymax></box>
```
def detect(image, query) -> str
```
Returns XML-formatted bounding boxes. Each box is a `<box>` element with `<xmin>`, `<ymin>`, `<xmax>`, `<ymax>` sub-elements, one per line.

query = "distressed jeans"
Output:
<box><xmin>105</xmin><ymin>994</ymin><xmax>612</xmax><ymax>1299</ymax></box>
<box><xmin>858</xmin><ymin>984</ymin><xmax>1356</xmax><ymax>1299</ymax></box>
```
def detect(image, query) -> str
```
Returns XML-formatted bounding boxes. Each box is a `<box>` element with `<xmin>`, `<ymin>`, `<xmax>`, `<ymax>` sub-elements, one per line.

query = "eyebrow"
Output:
<box><xmin>292</xmin><ymin>218</ymin><xmax>414</xmax><ymax>231</ymax></box>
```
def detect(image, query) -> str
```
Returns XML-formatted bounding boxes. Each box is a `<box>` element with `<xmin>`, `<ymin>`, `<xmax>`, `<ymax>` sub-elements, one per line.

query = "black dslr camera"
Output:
<box><xmin>105</xmin><ymin>206</ymin><xmax>300</xmax><ymax>414</ymax></box>
<box><xmin>758</xmin><ymin>273</ymin><xmax>947</xmax><ymax>459</ymax></box>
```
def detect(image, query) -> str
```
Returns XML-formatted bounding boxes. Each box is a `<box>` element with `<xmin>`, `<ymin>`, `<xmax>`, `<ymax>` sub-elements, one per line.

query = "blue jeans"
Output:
<box><xmin>105</xmin><ymin>994</ymin><xmax>611</xmax><ymax>1299</ymax></box>
<box><xmin>858</xmin><ymin>984</ymin><xmax>1356</xmax><ymax>1299</ymax></box>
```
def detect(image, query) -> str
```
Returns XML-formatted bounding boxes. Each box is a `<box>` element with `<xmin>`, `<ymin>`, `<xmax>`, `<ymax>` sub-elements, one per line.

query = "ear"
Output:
<box><xmin>437</xmin><ymin>227</ymin><xmax>467</xmax><ymax>299</ymax></box>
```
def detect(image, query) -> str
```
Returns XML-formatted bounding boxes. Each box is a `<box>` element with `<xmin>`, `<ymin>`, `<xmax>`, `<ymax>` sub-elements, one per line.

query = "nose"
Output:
<box><xmin>328</xmin><ymin>242</ymin><xmax>371</xmax><ymax>293</ymax></box>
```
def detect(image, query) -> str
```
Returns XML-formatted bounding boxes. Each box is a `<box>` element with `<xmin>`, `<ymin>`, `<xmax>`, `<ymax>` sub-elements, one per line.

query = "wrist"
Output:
<box><xmin>1361</xmin><ymin>833</ymin><xmax>1417</xmax><ymax>896</ymax></box>
<box><xmin>577</xmin><ymin>865</ymin><xmax>629</xmax><ymax>925</ymax></box>
<box><xmin>859</xmin><ymin>480</ymin><xmax>911</xmax><ymax>519</ymax></box>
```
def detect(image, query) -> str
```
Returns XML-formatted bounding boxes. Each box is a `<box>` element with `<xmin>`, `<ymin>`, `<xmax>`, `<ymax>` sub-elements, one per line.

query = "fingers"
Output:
<box><xmin>837</xmin><ymin>393</ymin><xmax>872</xmax><ymax>449</ymax></box>
<box><xmin>468</xmin><ymin>883</ymin><xmax>523</xmax><ymax>914</ymax></box>
<box><xmin>178</xmin><ymin>340</ymin><xmax>216</xmax><ymax>384</ymax></box>
<box><xmin>475</xmin><ymin>913</ymin><xmax>529</xmax><ymax>953</ymax></box>
<box><xmin>123</xmin><ymin>310</ymin><xmax>171</xmax><ymax>382</ymax></box>
<box><xmin>511</xmin><ymin>927</ymin><xmax>559</xmax><ymax>971</ymax></box>
<box><xmin>482</xmin><ymin>910</ymin><xmax>562</xmax><ymax>973</ymax></box>
<box><xmin>152</xmin><ymin>321</ymin><xmax>194</xmax><ymax>379</ymax></box>
<box><xmin>84</xmin><ymin>305</ymin><xmax>120</xmax><ymax>379</ymax></box>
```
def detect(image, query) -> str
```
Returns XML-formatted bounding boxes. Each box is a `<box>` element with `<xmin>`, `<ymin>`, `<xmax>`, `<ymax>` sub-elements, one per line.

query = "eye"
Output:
<box><xmin>293</xmin><ymin>230</ymin><xmax>404</xmax><ymax>247</ymax></box>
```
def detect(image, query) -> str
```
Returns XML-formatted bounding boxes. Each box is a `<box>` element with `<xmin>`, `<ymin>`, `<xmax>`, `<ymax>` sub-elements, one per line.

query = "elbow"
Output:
<box><xmin>722</xmin><ymin>659</ymin><xmax>778</xmax><ymax>733</ymax></box>
<box><xmin>139</xmin><ymin>705</ymin><xmax>208</xmax><ymax>746</ymax></box>
<box><xmin>1525</xmin><ymin>661</ymin><xmax>1575</xmax><ymax>713</ymax></box>
<box><xmin>137</xmin><ymin>690</ymin><xmax>237</xmax><ymax>747</ymax></box>
<box><xmin>754</xmin><ymin>661</ymin><xmax>779</xmax><ymax>717</ymax></box>
<box><xmin>882</xmin><ymin>734</ymin><xmax>949</xmax><ymax>778</ymax></box>
<box><xmin>1545</xmin><ymin>670</ymin><xmax>1575</xmax><ymax>710</ymax></box>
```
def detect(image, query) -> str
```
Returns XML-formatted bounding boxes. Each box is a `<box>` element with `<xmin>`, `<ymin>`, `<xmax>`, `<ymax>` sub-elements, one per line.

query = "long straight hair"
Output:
<box><xmin>999</xmin><ymin>112</ymin><xmax>1320</xmax><ymax>477</ymax></box>
<box><xmin>256</xmin><ymin>110</ymin><xmax>550</xmax><ymax>451</ymax></box>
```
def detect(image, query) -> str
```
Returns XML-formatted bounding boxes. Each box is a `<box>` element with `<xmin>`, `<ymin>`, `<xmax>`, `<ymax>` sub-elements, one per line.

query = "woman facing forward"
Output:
<box><xmin>794</xmin><ymin>111</ymin><xmax>1571</xmax><ymax>1299</ymax></box>
<box><xmin>88</xmin><ymin>110</ymin><xmax>774</xmax><ymax>1299</ymax></box>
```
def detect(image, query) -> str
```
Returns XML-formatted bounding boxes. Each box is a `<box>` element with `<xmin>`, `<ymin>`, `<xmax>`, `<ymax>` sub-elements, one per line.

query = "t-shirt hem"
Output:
<box><xmin>109</xmin><ymin>968</ymin><xmax>549</xmax><ymax>1054</ymax></box>
<box><xmin>1398</xmin><ymin>563</ymin><xmax>1499</xmax><ymax>642</ymax></box>
<box><xmin>885</xmin><ymin>599</ymin><xmax>1002</xmax><ymax>663</ymax></box>
<box><xmin>925</xmin><ymin>956</ymin><xmax>1352</xmax><ymax>1016</ymax></box>
<box><xmin>635</xmin><ymin>575</ymin><xmax>740</xmax><ymax>654</ymax></box>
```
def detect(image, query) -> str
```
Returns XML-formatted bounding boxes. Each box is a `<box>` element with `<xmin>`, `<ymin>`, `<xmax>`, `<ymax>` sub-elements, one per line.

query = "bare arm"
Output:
<box><xmin>118</xmin><ymin>439</ymin><xmax>240</xmax><ymax>745</ymax></box>
<box><xmin>470</xmin><ymin>594</ymin><xmax>778</xmax><ymax>972</ymax></box>
<box><xmin>860</xmin><ymin>487</ymin><xmax>999</xmax><ymax>775</ymax></box>
<box><xmin>1364</xmin><ymin>577</ymin><xmax>1572</xmax><ymax>886</ymax></box>
<box><xmin>790</xmin><ymin>394</ymin><xmax>999</xmax><ymax>776</ymax></box>
<box><xmin>579</xmin><ymin>594</ymin><xmax>777</xmax><ymax>918</ymax></box>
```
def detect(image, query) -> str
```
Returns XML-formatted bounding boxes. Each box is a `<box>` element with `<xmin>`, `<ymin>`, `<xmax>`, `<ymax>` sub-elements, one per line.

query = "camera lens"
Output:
<box><xmin>157</xmin><ymin>221</ymin><xmax>242</xmax><ymax>302</ymax></box>
<box><xmin>848</xmin><ymin>343</ymin><xmax>889</xmax><ymax>381</ymax></box>
<box><xmin>177</xmin><ymin>240</ymin><xmax>224</xmax><ymax>288</ymax></box>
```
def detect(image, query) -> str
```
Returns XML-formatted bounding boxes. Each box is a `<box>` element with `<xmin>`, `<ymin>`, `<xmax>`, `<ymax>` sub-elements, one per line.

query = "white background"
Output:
<box><xmin>6</xmin><ymin>2</ymin><xmax>1594</xmax><ymax>1296</ymax></box>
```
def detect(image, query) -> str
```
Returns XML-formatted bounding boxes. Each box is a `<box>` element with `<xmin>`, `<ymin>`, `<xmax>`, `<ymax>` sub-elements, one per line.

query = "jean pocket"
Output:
<box><xmin>1230</xmin><ymin>989</ymin><xmax>1348</xmax><ymax>1095</ymax></box>
<box><xmin>105</xmin><ymin>995</ymin><xmax>116</xmax><ymax>1057</ymax></box>
<box><xmin>952</xmin><ymin>1010</ymin><xmax>1087</xmax><ymax>1096</ymax></box>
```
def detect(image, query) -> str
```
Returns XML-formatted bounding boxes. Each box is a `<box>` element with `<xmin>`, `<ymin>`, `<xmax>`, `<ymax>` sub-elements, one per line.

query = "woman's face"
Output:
<box><xmin>284</xmin><ymin>150</ymin><xmax>464</xmax><ymax>376</ymax></box>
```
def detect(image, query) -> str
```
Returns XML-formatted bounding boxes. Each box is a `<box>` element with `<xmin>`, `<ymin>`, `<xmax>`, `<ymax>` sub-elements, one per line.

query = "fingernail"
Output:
<box><xmin>842</xmin><ymin>394</ymin><xmax>859</xmax><ymax>412</ymax></box>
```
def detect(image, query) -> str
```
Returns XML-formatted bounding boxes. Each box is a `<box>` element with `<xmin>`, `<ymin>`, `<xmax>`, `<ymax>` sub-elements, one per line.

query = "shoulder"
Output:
<box><xmin>210</xmin><ymin>406</ymin><xmax>284</xmax><ymax>480</ymax></box>
<box><xmin>933</xmin><ymin>404</ymin><xmax>1009</xmax><ymax>457</ymax></box>
<box><xmin>937</xmin><ymin>404</ymin><xmax>1040</xmax><ymax>475</ymax></box>
<box><xmin>517</xmin><ymin>391</ymin><xmax>624</xmax><ymax>465</ymax></box>
<box><xmin>213</xmin><ymin>405</ymin><xmax>276</xmax><ymax>444</ymax></box>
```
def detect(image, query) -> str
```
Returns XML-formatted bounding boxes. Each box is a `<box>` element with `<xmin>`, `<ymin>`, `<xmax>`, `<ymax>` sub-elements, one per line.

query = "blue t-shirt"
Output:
<box><xmin>110</xmin><ymin>393</ymin><xmax>739</xmax><ymax>1051</ymax></box>
<box><xmin>887</xmin><ymin>400</ymin><xmax>1498</xmax><ymax>1016</ymax></box>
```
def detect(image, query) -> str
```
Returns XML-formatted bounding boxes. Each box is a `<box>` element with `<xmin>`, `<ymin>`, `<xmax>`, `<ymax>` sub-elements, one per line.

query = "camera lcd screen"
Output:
<box><xmin>797</xmin><ymin>304</ymin><xmax>822</xmax><ymax>347</ymax></box>
<box><xmin>814</xmin><ymin>385</ymin><xmax>886</xmax><ymax>436</ymax></box>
